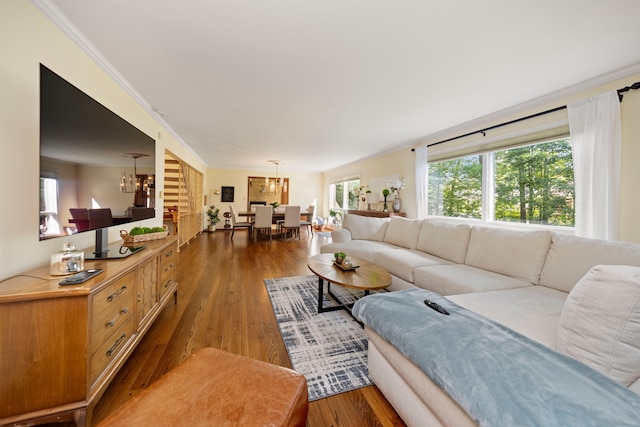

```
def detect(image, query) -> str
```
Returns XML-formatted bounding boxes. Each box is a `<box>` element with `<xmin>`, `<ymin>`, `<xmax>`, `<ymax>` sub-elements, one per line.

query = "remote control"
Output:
<box><xmin>424</xmin><ymin>299</ymin><xmax>450</xmax><ymax>315</ymax></box>
<box><xmin>59</xmin><ymin>269</ymin><xmax>103</xmax><ymax>286</ymax></box>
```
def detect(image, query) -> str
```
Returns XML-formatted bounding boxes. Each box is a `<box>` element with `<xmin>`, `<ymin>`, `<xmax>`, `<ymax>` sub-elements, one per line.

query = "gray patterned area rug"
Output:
<box><xmin>264</xmin><ymin>275</ymin><xmax>373</xmax><ymax>401</ymax></box>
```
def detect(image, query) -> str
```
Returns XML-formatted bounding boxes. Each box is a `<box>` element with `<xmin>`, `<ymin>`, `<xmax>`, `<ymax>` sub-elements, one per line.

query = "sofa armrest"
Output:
<box><xmin>331</xmin><ymin>228</ymin><xmax>352</xmax><ymax>243</ymax></box>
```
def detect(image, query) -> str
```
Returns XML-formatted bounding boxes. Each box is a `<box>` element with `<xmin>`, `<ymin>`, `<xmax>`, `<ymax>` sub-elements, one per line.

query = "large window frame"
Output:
<box><xmin>428</xmin><ymin>137</ymin><xmax>575</xmax><ymax>230</ymax></box>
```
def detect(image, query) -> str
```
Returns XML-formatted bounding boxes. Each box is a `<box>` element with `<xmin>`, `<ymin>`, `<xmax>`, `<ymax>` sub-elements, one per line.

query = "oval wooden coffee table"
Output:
<box><xmin>307</xmin><ymin>253</ymin><xmax>392</xmax><ymax>318</ymax></box>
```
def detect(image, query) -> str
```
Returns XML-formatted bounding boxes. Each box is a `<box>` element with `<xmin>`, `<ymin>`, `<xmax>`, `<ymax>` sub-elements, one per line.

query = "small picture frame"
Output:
<box><xmin>221</xmin><ymin>186</ymin><xmax>234</xmax><ymax>202</ymax></box>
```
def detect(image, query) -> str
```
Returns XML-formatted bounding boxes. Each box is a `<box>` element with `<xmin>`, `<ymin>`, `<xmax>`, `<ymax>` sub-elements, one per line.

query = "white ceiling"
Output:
<box><xmin>40</xmin><ymin>0</ymin><xmax>640</xmax><ymax>173</ymax></box>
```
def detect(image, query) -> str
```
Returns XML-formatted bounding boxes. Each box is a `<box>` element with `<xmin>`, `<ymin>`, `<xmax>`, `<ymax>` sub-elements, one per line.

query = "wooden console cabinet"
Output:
<box><xmin>0</xmin><ymin>237</ymin><xmax>178</xmax><ymax>426</ymax></box>
<box><xmin>347</xmin><ymin>210</ymin><xmax>406</xmax><ymax>218</ymax></box>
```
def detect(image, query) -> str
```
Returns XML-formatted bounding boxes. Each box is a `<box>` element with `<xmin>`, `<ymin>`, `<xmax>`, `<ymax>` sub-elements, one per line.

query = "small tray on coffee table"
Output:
<box><xmin>333</xmin><ymin>261</ymin><xmax>360</xmax><ymax>271</ymax></box>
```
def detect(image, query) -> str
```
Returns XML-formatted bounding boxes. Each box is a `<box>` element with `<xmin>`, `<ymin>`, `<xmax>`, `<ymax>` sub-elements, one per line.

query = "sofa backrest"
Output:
<box><xmin>417</xmin><ymin>219</ymin><xmax>472</xmax><ymax>264</ymax></box>
<box><xmin>383</xmin><ymin>216</ymin><xmax>424</xmax><ymax>249</ymax></box>
<box><xmin>465</xmin><ymin>226</ymin><xmax>553</xmax><ymax>285</ymax></box>
<box><xmin>539</xmin><ymin>233</ymin><xmax>640</xmax><ymax>293</ymax></box>
<box><xmin>341</xmin><ymin>214</ymin><xmax>389</xmax><ymax>241</ymax></box>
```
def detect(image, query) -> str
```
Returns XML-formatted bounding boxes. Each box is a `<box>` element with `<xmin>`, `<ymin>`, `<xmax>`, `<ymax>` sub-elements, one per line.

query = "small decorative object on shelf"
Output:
<box><xmin>382</xmin><ymin>188</ymin><xmax>390</xmax><ymax>212</ymax></box>
<box><xmin>50</xmin><ymin>242</ymin><xmax>84</xmax><ymax>275</ymax></box>
<box><xmin>393</xmin><ymin>197</ymin><xmax>402</xmax><ymax>213</ymax></box>
<box><xmin>389</xmin><ymin>177</ymin><xmax>405</xmax><ymax>213</ymax></box>
<box><xmin>351</xmin><ymin>185</ymin><xmax>369</xmax><ymax>211</ymax></box>
<box><xmin>334</xmin><ymin>256</ymin><xmax>359</xmax><ymax>271</ymax></box>
<box><xmin>120</xmin><ymin>224</ymin><xmax>169</xmax><ymax>244</ymax></box>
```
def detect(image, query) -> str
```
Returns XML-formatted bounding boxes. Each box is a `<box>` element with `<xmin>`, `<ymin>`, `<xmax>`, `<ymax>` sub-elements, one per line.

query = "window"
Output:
<box><xmin>428</xmin><ymin>138</ymin><xmax>575</xmax><ymax>227</ymax></box>
<box><xmin>39</xmin><ymin>177</ymin><xmax>61</xmax><ymax>237</ymax></box>
<box><xmin>429</xmin><ymin>155</ymin><xmax>482</xmax><ymax>219</ymax></box>
<box><xmin>329</xmin><ymin>177</ymin><xmax>360</xmax><ymax>212</ymax></box>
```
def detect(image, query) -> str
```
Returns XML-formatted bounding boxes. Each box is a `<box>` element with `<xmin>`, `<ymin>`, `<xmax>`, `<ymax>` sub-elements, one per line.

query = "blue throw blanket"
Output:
<box><xmin>352</xmin><ymin>288</ymin><xmax>640</xmax><ymax>427</ymax></box>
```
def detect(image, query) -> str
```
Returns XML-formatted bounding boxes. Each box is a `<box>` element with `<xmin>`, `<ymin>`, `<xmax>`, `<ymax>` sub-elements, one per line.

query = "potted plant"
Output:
<box><xmin>334</xmin><ymin>251</ymin><xmax>346</xmax><ymax>264</ymax></box>
<box><xmin>382</xmin><ymin>188</ymin><xmax>390</xmax><ymax>212</ymax></box>
<box><xmin>206</xmin><ymin>205</ymin><xmax>220</xmax><ymax>232</ymax></box>
<box><xmin>270</xmin><ymin>201</ymin><xmax>280</xmax><ymax>210</ymax></box>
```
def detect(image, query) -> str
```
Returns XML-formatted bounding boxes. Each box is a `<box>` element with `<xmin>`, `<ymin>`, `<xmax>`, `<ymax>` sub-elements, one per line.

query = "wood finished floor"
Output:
<box><xmin>92</xmin><ymin>229</ymin><xmax>406</xmax><ymax>427</ymax></box>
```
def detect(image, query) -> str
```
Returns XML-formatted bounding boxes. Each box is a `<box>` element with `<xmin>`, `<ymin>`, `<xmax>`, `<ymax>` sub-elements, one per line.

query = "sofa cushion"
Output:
<box><xmin>540</xmin><ymin>233</ymin><xmax>640</xmax><ymax>293</ymax></box>
<box><xmin>448</xmin><ymin>286</ymin><xmax>567</xmax><ymax>349</ymax></box>
<box><xmin>373</xmin><ymin>249</ymin><xmax>452</xmax><ymax>283</ymax></box>
<box><xmin>416</xmin><ymin>220</ymin><xmax>471</xmax><ymax>264</ymax></box>
<box><xmin>319</xmin><ymin>240</ymin><xmax>399</xmax><ymax>263</ymax></box>
<box><xmin>342</xmin><ymin>214</ymin><xmax>389</xmax><ymax>241</ymax></box>
<box><xmin>383</xmin><ymin>217</ymin><xmax>423</xmax><ymax>249</ymax></box>
<box><xmin>464</xmin><ymin>226</ymin><xmax>552</xmax><ymax>285</ymax></box>
<box><xmin>413</xmin><ymin>264</ymin><xmax>533</xmax><ymax>296</ymax></box>
<box><xmin>557</xmin><ymin>265</ymin><xmax>640</xmax><ymax>388</ymax></box>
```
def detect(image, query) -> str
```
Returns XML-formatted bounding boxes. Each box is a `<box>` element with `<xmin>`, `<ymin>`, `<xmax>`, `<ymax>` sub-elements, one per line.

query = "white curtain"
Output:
<box><xmin>415</xmin><ymin>146</ymin><xmax>428</xmax><ymax>219</ymax></box>
<box><xmin>568</xmin><ymin>91</ymin><xmax>621</xmax><ymax>240</ymax></box>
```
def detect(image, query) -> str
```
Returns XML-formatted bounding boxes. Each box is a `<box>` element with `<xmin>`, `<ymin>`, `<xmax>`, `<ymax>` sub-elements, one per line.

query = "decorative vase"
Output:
<box><xmin>208</xmin><ymin>224</ymin><xmax>216</xmax><ymax>232</ymax></box>
<box><xmin>383</xmin><ymin>196</ymin><xmax>388</xmax><ymax>212</ymax></box>
<box><xmin>359</xmin><ymin>200</ymin><xmax>367</xmax><ymax>210</ymax></box>
<box><xmin>393</xmin><ymin>197</ymin><xmax>402</xmax><ymax>213</ymax></box>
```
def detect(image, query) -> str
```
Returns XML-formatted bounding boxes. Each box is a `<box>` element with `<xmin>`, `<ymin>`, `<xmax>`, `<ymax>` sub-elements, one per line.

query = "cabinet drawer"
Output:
<box><xmin>90</xmin><ymin>315</ymin><xmax>136</xmax><ymax>386</ymax></box>
<box><xmin>91</xmin><ymin>272</ymin><xmax>135</xmax><ymax>354</ymax></box>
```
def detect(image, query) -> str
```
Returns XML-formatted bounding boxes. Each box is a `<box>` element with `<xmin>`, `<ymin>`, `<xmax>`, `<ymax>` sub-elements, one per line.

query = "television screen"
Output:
<box><xmin>39</xmin><ymin>64</ymin><xmax>156</xmax><ymax>243</ymax></box>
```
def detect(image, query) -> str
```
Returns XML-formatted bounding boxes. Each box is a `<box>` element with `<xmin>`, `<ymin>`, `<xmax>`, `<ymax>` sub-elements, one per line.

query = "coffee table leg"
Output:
<box><xmin>317</xmin><ymin>277</ymin><xmax>324</xmax><ymax>313</ymax></box>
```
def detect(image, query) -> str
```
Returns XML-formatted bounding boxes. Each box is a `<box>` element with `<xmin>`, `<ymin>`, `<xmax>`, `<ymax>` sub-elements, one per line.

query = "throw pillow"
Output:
<box><xmin>342</xmin><ymin>214</ymin><xmax>388</xmax><ymax>241</ymax></box>
<box><xmin>416</xmin><ymin>220</ymin><xmax>471</xmax><ymax>264</ymax></box>
<box><xmin>557</xmin><ymin>264</ymin><xmax>640</xmax><ymax>387</ymax></box>
<box><xmin>383</xmin><ymin>217</ymin><xmax>423</xmax><ymax>249</ymax></box>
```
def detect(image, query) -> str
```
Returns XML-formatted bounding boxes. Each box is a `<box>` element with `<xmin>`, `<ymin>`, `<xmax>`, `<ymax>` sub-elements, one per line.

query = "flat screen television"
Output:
<box><xmin>39</xmin><ymin>64</ymin><xmax>156</xmax><ymax>259</ymax></box>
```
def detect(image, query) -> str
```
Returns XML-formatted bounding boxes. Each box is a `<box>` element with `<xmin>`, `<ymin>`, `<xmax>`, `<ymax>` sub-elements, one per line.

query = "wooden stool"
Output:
<box><xmin>97</xmin><ymin>348</ymin><xmax>308</xmax><ymax>427</ymax></box>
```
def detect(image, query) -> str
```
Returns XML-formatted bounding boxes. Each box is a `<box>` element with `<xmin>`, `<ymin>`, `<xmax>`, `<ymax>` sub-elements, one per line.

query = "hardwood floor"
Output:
<box><xmin>92</xmin><ymin>229</ymin><xmax>406</xmax><ymax>427</ymax></box>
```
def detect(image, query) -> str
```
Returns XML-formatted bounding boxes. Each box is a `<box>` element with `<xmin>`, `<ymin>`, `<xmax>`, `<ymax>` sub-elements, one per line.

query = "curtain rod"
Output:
<box><xmin>412</xmin><ymin>81</ymin><xmax>640</xmax><ymax>151</ymax></box>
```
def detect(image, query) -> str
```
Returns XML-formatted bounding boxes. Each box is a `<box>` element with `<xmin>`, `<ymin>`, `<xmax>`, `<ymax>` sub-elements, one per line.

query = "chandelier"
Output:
<box><xmin>120</xmin><ymin>153</ymin><xmax>149</xmax><ymax>193</ymax></box>
<box><xmin>267</xmin><ymin>160</ymin><xmax>287</xmax><ymax>194</ymax></box>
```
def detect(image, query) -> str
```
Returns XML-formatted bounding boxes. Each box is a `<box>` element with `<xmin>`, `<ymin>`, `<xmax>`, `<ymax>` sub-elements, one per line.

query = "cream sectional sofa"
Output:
<box><xmin>320</xmin><ymin>213</ymin><xmax>640</xmax><ymax>426</ymax></box>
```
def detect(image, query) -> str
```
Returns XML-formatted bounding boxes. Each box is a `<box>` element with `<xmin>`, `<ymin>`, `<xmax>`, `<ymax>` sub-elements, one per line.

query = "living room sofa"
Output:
<box><xmin>320</xmin><ymin>214</ymin><xmax>640</xmax><ymax>426</ymax></box>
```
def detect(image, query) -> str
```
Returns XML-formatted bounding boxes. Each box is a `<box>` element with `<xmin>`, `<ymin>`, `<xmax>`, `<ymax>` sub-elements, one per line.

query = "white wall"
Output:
<box><xmin>0</xmin><ymin>2</ymin><xmax>206</xmax><ymax>279</ymax></box>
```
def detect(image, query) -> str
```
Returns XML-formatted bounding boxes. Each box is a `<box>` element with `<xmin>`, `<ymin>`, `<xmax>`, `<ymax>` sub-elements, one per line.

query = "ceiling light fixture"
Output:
<box><xmin>120</xmin><ymin>153</ymin><xmax>150</xmax><ymax>193</ymax></box>
<box><xmin>267</xmin><ymin>160</ymin><xmax>286</xmax><ymax>194</ymax></box>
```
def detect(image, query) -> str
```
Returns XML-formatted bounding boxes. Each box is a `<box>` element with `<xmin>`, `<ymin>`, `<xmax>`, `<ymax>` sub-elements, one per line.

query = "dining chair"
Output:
<box><xmin>130</xmin><ymin>207</ymin><xmax>155</xmax><ymax>220</ymax></box>
<box><xmin>88</xmin><ymin>208</ymin><xmax>114</xmax><ymax>229</ymax></box>
<box><xmin>300</xmin><ymin>205</ymin><xmax>314</xmax><ymax>238</ymax></box>
<box><xmin>229</xmin><ymin>205</ymin><xmax>253</xmax><ymax>240</ymax></box>
<box><xmin>253</xmin><ymin>205</ymin><xmax>273</xmax><ymax>241</ymax></box>
<box><xmin>69</xmin><ymin>208</ymin><xmax>90</xmax><ymax>231</ymax></box>
<box><xmin>278</xmin><ymin>205</ymin><xmax>301</xmax><ymax>239</ymax></box>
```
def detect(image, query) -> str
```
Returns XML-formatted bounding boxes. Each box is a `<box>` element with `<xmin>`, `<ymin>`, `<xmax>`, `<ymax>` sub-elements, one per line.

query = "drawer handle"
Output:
<box><xmin>165</xmin><ymin>250</ymin><xmax>173</xmax><ymax>258</ymax></box>
<box><xmin>107</xmin><ymin>285</ymin><xmax>128</xmax><ymax>302</ymax></box>
<box><xmin>164</xmin><ymin>263</ymin><xmax>174</xmax><ymax>272</ymax></box>
<box><xmin>106</xmin><ymin>333</ymin><xmax>126</xmax><ymax>357</ymax></box>
<box><xmin>106</xmin><ymin>308</ymin><xmax>129</xmax><ymax>328</ymax></box>
<box><xmin>164</xmin><ymin>279</ymin><xmax>172</xmax><ymax>289</ymax></box>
